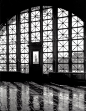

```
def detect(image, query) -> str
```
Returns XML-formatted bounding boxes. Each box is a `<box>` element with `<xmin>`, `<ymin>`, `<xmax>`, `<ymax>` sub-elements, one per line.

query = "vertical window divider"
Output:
<box><xmin>6</xmin><ymin>20</ymin><xmax>9</xmax><ymax>71</ymax></box>
<box><xmin>69</xmin><ymin>11</ymin><xmax>72</xmax><ymax>73</ymax></box>
<box><xmin>29</xmin><ymin>7</ymin><xmax>31</xmax><ymax>73</ymax></box>
<box><xmin>84</xmin><ymin>21</ymin><xmax>86</xmax><ymax>77</ymax></box>
<box><xmin>53</xmin><ymin>6</ymin><xmax>57</xmax><ymax>72</ymax></box>
<box><xmin>16</xmin><ymin>13</ymin><xmax>20</xmax><ymax>72</ymax></box>
<box><xmin>40</xmin><ymin>6</ymin><xmax>43</xmax><ymax>74</ymax></box>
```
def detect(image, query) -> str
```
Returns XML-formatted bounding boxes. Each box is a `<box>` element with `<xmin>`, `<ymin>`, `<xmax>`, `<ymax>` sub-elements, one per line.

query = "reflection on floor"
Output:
<box><xmin>0</xmin><ymin>81</ymin><xmax>86</xmax><ymax>111</ymax></box>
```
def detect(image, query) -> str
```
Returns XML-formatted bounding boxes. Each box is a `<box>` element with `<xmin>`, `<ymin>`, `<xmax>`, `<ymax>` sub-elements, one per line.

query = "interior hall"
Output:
<box><xmin>0</xmin><ymin>0</ymin><xmax>86</xmax><ymax>111</ymax></box>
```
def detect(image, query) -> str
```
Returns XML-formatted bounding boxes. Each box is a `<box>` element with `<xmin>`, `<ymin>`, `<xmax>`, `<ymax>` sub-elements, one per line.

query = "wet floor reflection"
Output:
<box><xmin>33</xmin><ymin>95</ymin><xmax>40</xmax><ymax>110</ymax></box>
<box><xmin>9</xmin><ymin>85</ymin><xmax>17</xmax><ymax>111</ymax></box>
<box><xmin>21</xmin><ymin>84</ymin><xmax>30</xmax><ymax>111</ymax></box>
<box><xmin>43</xmin><ymin>86</ymin><xmax>53</xmax><ymax>111</ymax></box>
<box><xmin>58</xmin><ymin>91</ymin><xmax>69</xmax><ymax>111</ymax></box>
<box><xmin>0</xmin><ymin>85</ymin><xmax>7</xmax><ymax>111</ymax></box>
<box><xmin>72</xmin><ymin>90</ymin><xmax>85</xmax><ymax>111</ymax></box>
<box><xmin>0</xmin><ymin>82</ymin><xmax>86</xmax><ymax>111</ymax></box>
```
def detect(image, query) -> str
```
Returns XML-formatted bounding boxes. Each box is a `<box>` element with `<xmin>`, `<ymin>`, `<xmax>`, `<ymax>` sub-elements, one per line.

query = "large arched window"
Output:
<box><xmin>8</xmin><ymin>16</ymin><xmax>16</xmax><ymax>71</ymax></box>
<box><xmin>72</xmin><ymin>14</ymin><xmax>84</xmax><ymax>72</ymax></box>
<box><xmin>57</xmin><ymin>8</ymin><xmax>69</xmax><ymax>72</ymax></box>
<box><xmin>20</xmin><ymin>9</ymin><xmax>29</xmax><ymax>73</ymax></box>
<box><xmin>0</xmin><ymin>6</ymin><xmax>84</xmax><ymax>74</ymax></box>
<box><xmin>43</xmin><ymin>6</ymin><xmax>53</xmax><ymax>74</ymax></box>
<box><xmin>0</xmin><ymin>25</ymin><xmax>7</xmax><ymax>71</ymax></box>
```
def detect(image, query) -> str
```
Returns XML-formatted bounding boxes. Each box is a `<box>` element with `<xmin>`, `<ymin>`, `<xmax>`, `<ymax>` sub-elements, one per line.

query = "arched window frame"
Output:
<box><xmin>0</xmin><ymin>6</ymin><xmax>85</xmax><ymax>74</ymax></box>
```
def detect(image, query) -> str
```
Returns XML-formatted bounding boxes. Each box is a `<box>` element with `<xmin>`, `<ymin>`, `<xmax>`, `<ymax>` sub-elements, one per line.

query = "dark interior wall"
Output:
<box><xmin>0</xmin><ymin>0</ymin><xmax>86</xmax><ymax>25</ymax></box>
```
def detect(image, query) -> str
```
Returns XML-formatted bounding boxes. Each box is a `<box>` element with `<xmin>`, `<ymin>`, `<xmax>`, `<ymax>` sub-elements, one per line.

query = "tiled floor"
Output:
<box><xmin>0</xmin><ymin>81</ymin><xmax>86</xmax><ymax>111</ymax></box>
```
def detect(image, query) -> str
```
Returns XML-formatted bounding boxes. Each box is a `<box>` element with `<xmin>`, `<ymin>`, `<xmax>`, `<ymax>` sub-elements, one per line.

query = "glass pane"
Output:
<box><xmin>33</xmin><ymin>51</ymin><xmax>39</xmax><ymax>64</ymax></box>
<box><xmin>0</xmin><ymin>64</ymin><xmax>7</xmax><ymax>71</ymax></box>
<box><xmin>58</xmin><ymin>8</ymin><xmax>68</xmax><ymax>17</ymax></box>
<box><xmin>43</xmin><ymin>64</ymin><xmax>53</xmax><ymax>74</ymax></box>
<box><xmin>31</xmin><ymin>6</ymin><xmax>40</xmax><ymax>42</ymax></box>
<box><xmin>72</xmin><ymin>64</ymin><xmax>84</xmax><ymax>72</ymax></box>
<box><xmin>9</xmin><ymin>64</ymin><xmax>16</xmax><ymax>71</ymax></box>
<box><xmin>58</xmin><ymin>64</ymin><xmax>69</xmax><ymax>72</ymax></box>
<box><xmin>43</xmin><ymin>7</ymin><xmax>53</xmax><ymax>74</ymax></box>
<box><xmin>21</xmin><ymin>64</ymin><xmax>29</xmax><ymax>73</ymax></box>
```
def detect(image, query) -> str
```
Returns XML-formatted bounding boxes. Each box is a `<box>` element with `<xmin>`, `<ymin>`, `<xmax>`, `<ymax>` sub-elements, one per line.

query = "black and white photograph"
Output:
<box><xmin>0</xmin><ymin>0</ymin><xmax>86</xmax><ymax>111</ymax></box>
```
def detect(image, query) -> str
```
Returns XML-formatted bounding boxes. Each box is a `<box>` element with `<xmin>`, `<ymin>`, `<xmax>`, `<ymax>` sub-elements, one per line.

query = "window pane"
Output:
<box><xmin>31</xmin><ymin>7</ymin><xmax>40</xmax><ymax>42</ymax></box>
<box><xmin>43</xmin><ymin>7</ymin><xmax>53</xmax><ymax>74</ymax></box>
<box><xmin>57</xmin><ymin>8</ymin><xmax>69</xmax><ymax>72</ymax></box>
<box><xmin>33</xmin><ymin>51</ymin><xmax>39</xmax><ymax>64</ymax></box>
<box><xmin>21</xmin><ymin>64</ymin><xmax>29</xmax><ymax>73</ymax></box>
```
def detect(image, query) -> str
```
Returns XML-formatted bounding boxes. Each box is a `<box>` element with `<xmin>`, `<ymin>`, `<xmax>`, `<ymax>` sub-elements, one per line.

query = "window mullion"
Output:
<box><xmin>69</xmin><ymin>11</ymin><xmax>72</xmax><ymax>73</ymax></box>
<box><xmin>29</xmin><ymin>7</ymin><xmax>31</xmax><ymax>73</ymax></box>
<box><xmin>84</xmin><ymin>22</ymin><xmax>86</xmax><ymax>73</ymax></box>
<box><xmin>40</xmin><ymin>6</ymin><xmax>43</xmax><ymax>74</ymax></box>
<box><xmin>6</xmin><ymin>21</ymin><xmax>9</xmax><ymax>71</ymax></box>
<box><xmin>53</xmin><ymin>6</ymin><xmax>57</xmax><ymax>72</ymax></box>
<box><xmin>16</xmin><ymin>13</ymin><xmax>20</xmax><ymax>72</ymax></box>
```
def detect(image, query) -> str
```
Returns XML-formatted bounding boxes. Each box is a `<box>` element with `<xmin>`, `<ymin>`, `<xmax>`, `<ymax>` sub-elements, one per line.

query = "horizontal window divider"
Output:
<box><xmin>20</xmin><ymin>53</ymin><xmax>29</xmax><ymax>54</ymax></box>
<box><xmin>57</xmin><ymin>16</ymin><xmax>69</xmax><ymax>18</ymax></box>
<box><xmin>31</xmin><ymin>31</ymin><xmax>40</xmax><ymax>33</ymax></box>
<box><xmin>72</xmin><ymin>26</ymin><xmax>84</xmax><ymax>28</ymax></box>
<box><xmin>8</xmin><ymin>24</ymin><xmax>16</xmax><ymax>25</ymax></box>
<box><xmin>58</xmin><ymin>51</ymin><xmax>69</xmax><ymax>52</ymax></box>
<box><xmin>43</xmin><ymin>18</ymin><xmax>53</xmax><ymax>21</ymax></box>
<box><xmin>58</xmin><ymin>40</ymin><xmax>69</xmax><ymax>41</ymax></box>
<box><xmin>58</xmin><ymin>28</ymin><xmax>69</xmax><ymax>30</ymax></box>
<box><xmin>72</xmin><ymin>63</ymin><xmax>84</xmax><ymax>64</ymax></box>
<box><xmin>0</xmin><ymin>35</ymin><xmax>6</xmax><ymax>36</ymax></box>
<box><xmin>20</xmin><ymin>63</ymin><xmax>29</xmax><ymax>64</ymax></box>
<box><xmin>43</xmin><ymin>41</ymin><xmax>53</xmax><ymax>42</ymax></box>
<box><xmin>43</xmin><ymin>52</ymin><xmax>53</xmax><ymax>53</ymax></box>
<box><xmin>8</xmin><ymin>34</ymin><xmax>16</xmax><ymax>35</ymax></box>
<box><xmin>72</xmin><ymin>51</ymin><xmax>84</xmax><ymax>52</ymax></box>
<box><xmin>72</xmin><ymin>38</ymin><xmax>84</xmax><ymax>40</ymax></box>
<box><xmin>0</xmin><ymin>63</ymin><xmax>7</xmax><ymax>64</ymax></box>
<box><xmin>43</xmin><ymin>63</ymin><xmax>53</xmax><ymax>64</ymax></box>
<box><xmin>0</xmin><ymin>44</ymin><xmax>7</xmax><ymax>46</ymax></box>
<box><xmin>20</xmin><ymin>22</ymin><xmax>29</xmax><ymax>24</ymax></box>
<box><xmin>31</xmin><ymin>20</ymin><xmax>40</xmax><ymax>22</ymax></box>
<box><xmin>43</xmin><ymin>30</ymin><xmax>53</xmax><ymax>32</ymax></box>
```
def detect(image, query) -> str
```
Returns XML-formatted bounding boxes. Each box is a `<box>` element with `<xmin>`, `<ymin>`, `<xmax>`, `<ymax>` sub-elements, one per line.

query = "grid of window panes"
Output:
<box><xmin>8</xmin><ymin>16</ymin><xmax>17</xmax><ymax>71</ymax></box>
<box><xmin>57</xmin><ymin>8</ymin><xmax>69</xmax><ymax>72</ymax></box>
<box><xmin>31</xmin><ymin>6</ymin><xmax>40</xmax><ymax>42</ymax></box>
<box><xmin>72</xmin><ymin>14</ymin><xmax>84</xmax><ymax>72</ymax></box>
<box><xmin>0</xmin><ymin>26</ymin><xmax>7</xmax><ymax>71</ymax></box>
<box><xmin>20</xmin><ymin>9</ymin><xmax>29</xmax><ymax>73</ymax></box>
<box><xmin>43</xmin><ymin>6</ymin><xmax>53</xmax><ymax>74</ymax></box>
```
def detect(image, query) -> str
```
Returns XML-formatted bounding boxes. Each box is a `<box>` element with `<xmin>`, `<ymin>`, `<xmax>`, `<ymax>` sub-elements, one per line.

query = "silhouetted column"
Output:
<box><xmin>53</xmin><ymin>6</ymin><xmax>57</xmax><ymax>72</ymax></box>
<box><xmin>69</xmin><ymin>12</ymin><xmax>72</xmax><ymax>73</ymax></box>
<box><xmin>84</xmin><ymin>0</ymin><xmax>86</xmax><ymax>79</ymax></box>
<box><xmin>29</xmin><ymin>7</ymin><xmax>31</xmax><ymax>74</ymax></box>
<box><xmin>6</xmin><ymin>21</ymin><xmax>9</xmax><ymax>71</ymax></box>
<box><xmin>40</xmin><ymin>6</ymin><xmax>43</xmax><ymax>74</ymax></box>
<box><xmin>16</xmin><ymin>13</ymin><xmax>20</xmax><ymax>72</ymax></box>
<box><xmin>84</xmin><ymin>22</ymin><xmax>86</xmax><ymax>80</ymax></box>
